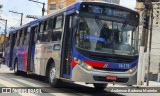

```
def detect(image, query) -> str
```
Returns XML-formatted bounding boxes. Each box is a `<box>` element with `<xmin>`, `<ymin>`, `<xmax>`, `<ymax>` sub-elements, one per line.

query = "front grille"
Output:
<box><xmin>89</xmin><ymin>55</ymin><xmax>136</xmax><ymax>63</ymax></box>
<box><xmin>94</xmin><ymin>67</ymin><xmax>128</xmax><ymax>72</ymax></box>
<box><xmin>93</xmin><ymin>76</ymin><xmax>129</xmax><ymax>83</ymax></box>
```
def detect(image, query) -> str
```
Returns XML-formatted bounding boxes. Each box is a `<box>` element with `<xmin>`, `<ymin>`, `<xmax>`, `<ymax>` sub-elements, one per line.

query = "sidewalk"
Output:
<box><xmin>0</xmin><ymin>64</ymin><xmax>13</xmax><ymax>73</ymax></box>
<box><xmin>142</xmin><ymin>81</ymin><xmax>160</xmax><ymax>87</ymax></box>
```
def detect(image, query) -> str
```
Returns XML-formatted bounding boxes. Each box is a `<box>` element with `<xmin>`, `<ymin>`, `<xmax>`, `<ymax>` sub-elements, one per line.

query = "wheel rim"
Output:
<box><xmin>49</xmin><ymin>67</ymin><xmax>56</xmax><ymax>83</ymax></box>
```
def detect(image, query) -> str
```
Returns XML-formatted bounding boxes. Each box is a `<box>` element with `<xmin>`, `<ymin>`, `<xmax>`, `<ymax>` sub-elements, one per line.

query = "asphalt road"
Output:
<box><xmin>0</xmin><ymin>64</ymin><xmax>159</xmax><ymax>96</ymax></box>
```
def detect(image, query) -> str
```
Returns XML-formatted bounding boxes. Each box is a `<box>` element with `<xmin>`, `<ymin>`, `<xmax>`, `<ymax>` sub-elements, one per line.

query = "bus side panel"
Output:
<box><xmin>22</xmin><ymin>45</ymin><xmax>28</xmax><ymax>72</ymax></box>
<box><xmin>34</xmin><ymin>43</ymin><xmax>61</xmax><ymax>77</ymax></box>
<box><xmin>11</xmin><ymin>47</ymin><xmax>18</xmax><ymax>69</ymax></box>
<box><xmin>17</xmin><ymin>46</ymin><xmax>23</xmax><ymax>71</ymax></box>
<box><xmin>17</xmin><ymin>45</ymin><xmax>28</xmax><ymax>72</ymax></box>
<box><xmin>43</xmin><ymin>43</ymin><xmax>61</xmax><ymax>77</ymax></box>
<box><xmin>5</xmin><ymin>47</ymin><xmax>10</xmax><ymax>67</ymax></box>
<box><xmin>34</xmin><ymin>44</ymin><xmax>43</xmax><ymax>75</ymax></box>
<box><xmin>34</xmin><ymin>44</ymin><xmax>51</xmax><ymax>76</ymax></box>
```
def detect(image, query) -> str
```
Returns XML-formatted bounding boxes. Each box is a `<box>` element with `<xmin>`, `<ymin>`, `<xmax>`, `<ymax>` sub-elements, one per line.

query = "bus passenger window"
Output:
<box><xmin>41</xmin><ymin>20</ymin><xmax>52</xmax><ymax>42</ymax></box>
<box><xmin>37</xmin><ymin>23</ymin><xmax>43</xmax><ymax>43</ymax></box>
<box><xmin>16</xmin><ymin>30</ymin><xmax>21</xmax><ymax>46</ymax></box>
<box><xmin>47</xmin><ymin>18</ymin><xmax>53</xmax><ymax>30</ymax></box>
<box><xmin>6</xmin><ymin>33</ymin><xmax>11</xmax><ymax>47</ymax></box>
<box><xmin>14</xmin><ymin>33</ymin><xmax>17</xmax><ymax>46</ymax></box>
<box><xmin>51</xmin><ymin>15</ymin><xmax>63</xmax><ymax>42</ymax></box>
<box><xmin>20</xmin><ymin>29</ymin><xmax>25</xmax><ymax>46</ymax></box>
<box><xmin>23</xmin><ymin>28</ymin><xmax>28</xmax><ymax>45</ymax></box>
<box><xmin>51</xmin><ymin>31</ymin><xmax>62</xmax><ymax>41</ymax></box>
<box><xmin>55</xmin><ymin>15</ymin><xmax>63</xmax><ymax>29</ymax></box>
<box><xmin>43</xmin><ymin>20</ymin><xmax>50</xmax><ymax>42</ymax></box>
<box><xmin>34</xmin><ymin>27</ymin><xmax>38</xmax><ymax>43</ymax></box>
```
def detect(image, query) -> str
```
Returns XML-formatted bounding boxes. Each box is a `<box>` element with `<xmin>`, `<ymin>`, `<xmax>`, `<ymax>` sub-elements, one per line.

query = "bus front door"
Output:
<box><xmin>61</xmin><ymin>15</ymin><xmax>74</xmax><ymax>79</ymax></box>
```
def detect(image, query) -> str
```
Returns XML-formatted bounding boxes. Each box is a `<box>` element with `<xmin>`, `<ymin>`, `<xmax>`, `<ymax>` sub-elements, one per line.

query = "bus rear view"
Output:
<box><xmin>71</xmin><ymin>2</ymin><xmax>139</xmax><ymax>90</ymax></box>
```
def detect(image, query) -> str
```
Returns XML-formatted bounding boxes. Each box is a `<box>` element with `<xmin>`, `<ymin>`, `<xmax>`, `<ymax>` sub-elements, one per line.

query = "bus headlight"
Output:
<box><xmin>79</xmin><ymin>61</ymin><xmax>93</xmax><ymax>71</ymax></box>
<box><xmin>86</xmin><ymin>65</ymin><xmax>93</xmax><ymax>71</ymax></box>
<box><xmin>129</xmin><ymin>65</ymin><xmax>137</xmax><ymax>74</ymax></box>
<box><xmin>74</xmin><ymin>57</ymin><xmax>93</xmax><ymax>71</ymax></box>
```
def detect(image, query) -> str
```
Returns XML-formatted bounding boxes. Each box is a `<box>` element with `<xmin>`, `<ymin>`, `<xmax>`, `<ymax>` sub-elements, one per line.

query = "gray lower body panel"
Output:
<box><xmin>71</xmin><ymin>65</ymin><xmax>137</xmax><ymax>85</ymax></box>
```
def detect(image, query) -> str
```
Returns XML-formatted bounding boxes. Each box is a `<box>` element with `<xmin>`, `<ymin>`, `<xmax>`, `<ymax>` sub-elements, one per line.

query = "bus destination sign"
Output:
<box><xmin>81</xmin><ymin>4</ymin><xmax>130</xmax><ymax>19</ymax></box>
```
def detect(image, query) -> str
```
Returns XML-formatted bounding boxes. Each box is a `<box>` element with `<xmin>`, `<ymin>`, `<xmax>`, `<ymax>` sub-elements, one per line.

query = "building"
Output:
<box><xmin>0</xmin><ymin>34</ymin><xmax>5</xmax><ymax>58</ymax></box>
<box><xmin>136</xmin><ymin>2</ymin><xmax>160</xmax><ymax>74</ymax></box>
<box><xmin>47</xmin><ymin>0</ymin><xmax>120</xmax><ymax>14</ymax></box>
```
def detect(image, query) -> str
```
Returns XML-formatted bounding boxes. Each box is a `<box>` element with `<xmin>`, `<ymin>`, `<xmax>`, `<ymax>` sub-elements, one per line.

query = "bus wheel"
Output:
<box><xmin>49</xmin><ymin>63</ymin><xmax>61</xmax><ymax>88</ymax></box>
<box><xmin>93</xmin><ymin>83</ymin><xmax>107</xmax><ymax>91</ymax></box>
<box><xmin>14</xmin><ymin>60</ymin><xmax>19</xmax><ymax>75</ymax></box>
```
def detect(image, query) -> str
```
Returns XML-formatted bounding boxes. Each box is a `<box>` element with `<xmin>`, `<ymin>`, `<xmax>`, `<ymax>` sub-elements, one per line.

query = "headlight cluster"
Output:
<box><xmin>74</xmin><ymin>57</ymin><xmax>93</xmax><ymax>71</ymax></box>
<box><xmin>129</xmin><ymin>65</ymin><xmax>137</xmax><ymax>74</ymax></box>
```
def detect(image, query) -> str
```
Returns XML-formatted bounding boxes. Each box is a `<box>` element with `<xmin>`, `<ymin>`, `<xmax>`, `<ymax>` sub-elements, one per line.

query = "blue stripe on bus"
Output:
<box><xmin>71</xmin><ymin>49</ymin><xmax>138</xmax><ymax>69</ymax></box>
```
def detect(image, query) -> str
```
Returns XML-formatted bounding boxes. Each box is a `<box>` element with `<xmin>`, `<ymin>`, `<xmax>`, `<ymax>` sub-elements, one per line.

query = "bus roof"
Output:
<box><xmin>9</xmin><ymin>1</ymin><xmax>138</xmax><ymax>34</ymax></box>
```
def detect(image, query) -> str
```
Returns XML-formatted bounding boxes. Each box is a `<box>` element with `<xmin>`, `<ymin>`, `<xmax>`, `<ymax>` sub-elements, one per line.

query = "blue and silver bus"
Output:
<box><xmin>5</xmin><ymin>1</ymin><xmax>139</xmax><ymax>90</ymax></box>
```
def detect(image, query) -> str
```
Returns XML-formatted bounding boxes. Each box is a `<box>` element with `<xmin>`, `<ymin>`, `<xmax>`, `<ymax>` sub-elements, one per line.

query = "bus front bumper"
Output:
<box><xmin>71</xmin><ymin>65</ymin><xmax>137</xmax><ymax>85</ymax></box>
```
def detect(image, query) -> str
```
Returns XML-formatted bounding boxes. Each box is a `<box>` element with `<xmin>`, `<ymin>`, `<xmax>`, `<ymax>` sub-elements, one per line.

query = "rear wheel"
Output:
<box><xmin>93</xmin><ymin>83</ymin><xmax>107</xmax><ymax>91</ymax></box>
<box><xmin>49</xmin><ymin>63</ymin><xmax>61</xmax><ymax>88</ymax></box>
<box><xmin>14</xmin><ymin>60</ymin><xmax>20</xmax><ymax>75</ymax></box>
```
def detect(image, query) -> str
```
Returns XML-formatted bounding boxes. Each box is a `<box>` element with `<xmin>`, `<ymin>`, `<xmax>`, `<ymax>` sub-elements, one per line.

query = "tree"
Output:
<box><xmin>0</xmin><ymin>5</ymin><xmax>2</xmax><ymax>9</ymax></box>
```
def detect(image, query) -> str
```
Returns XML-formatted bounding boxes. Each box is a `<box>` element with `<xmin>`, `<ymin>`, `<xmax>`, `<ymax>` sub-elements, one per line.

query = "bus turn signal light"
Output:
<box><xmin>74</xmin><ymin>57</ymin><xmax>79</xmax><ymax>63</ymax></box>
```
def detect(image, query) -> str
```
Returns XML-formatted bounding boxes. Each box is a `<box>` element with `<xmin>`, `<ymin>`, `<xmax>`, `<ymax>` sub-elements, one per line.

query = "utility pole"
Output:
<box><xmin>136</xmin><ymin>0</ymin><xmax>160</xmax><ymax>86</ymax></box>
<box><xmin>28</xmin><ymin>0</ymin><xmax>45</xmax><ymax>16</ymax></box>
<box><xmin>146</xmin><ymin>3</ymin><xmax>154</xmax><ymax>86</ymax></box>
<box><xmin>9</xmin><ymin>10</ymin><xmax>23</xmax><ymax>26</ymax></box>
<box><xmin>136</xmin><ymin>0</ymin><xmax>152</xmax><ymax>86</ymax></box>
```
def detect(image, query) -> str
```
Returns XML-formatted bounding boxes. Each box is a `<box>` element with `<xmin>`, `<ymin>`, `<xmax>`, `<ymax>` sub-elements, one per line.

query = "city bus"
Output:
<box><xmin>5</xmin><ymin>1</ymin><xmax>139</xmax><ymax>90</ymax></box>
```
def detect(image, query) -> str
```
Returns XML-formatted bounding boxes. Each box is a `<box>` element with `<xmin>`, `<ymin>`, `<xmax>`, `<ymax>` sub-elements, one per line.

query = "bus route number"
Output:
<box><xmin>118</xmin><ymin>64</ymin><xmax>129</xmax><ymax>69</ymax></box>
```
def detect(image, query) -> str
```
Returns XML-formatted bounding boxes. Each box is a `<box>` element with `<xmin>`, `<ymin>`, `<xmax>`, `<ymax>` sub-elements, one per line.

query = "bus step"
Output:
<box><xmin>27</xmin><ymin>71</ymin><xmax>33</xmax><ymax>74</ymax></box>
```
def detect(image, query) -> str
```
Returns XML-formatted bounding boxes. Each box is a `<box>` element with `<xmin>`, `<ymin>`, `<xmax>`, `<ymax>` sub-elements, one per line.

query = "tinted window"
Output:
<box><xmin>55</xmin><ymin>15</ymin><xmax>63</xmax><ymax>29</ymax></box>
<box><xmin>23</xmin><ymin>28</ymin><xmax>28</xmax><ymax>45</ymax></box>
<box><xmin>51</xmin><ymin>15</ymin><xmax>64</xmax><ymax>41</ymax></box>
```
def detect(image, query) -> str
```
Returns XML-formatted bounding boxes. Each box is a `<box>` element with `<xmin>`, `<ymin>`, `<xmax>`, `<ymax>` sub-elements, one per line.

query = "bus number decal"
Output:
<box><xmin>118</xmin><ymin>64</ymin><xmax>130</xmax><ymax>69</ymax></box>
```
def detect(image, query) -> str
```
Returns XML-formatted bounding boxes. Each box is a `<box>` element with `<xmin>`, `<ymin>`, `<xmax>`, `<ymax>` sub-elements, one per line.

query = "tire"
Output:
<box><xmin>93</xmin><ymin>83</ymin><xmax>107</xmax><ymax>91</ymax></box>
<box><xmin>48</xmin><ymin>63</ymin><xmax>61</xmax><ymax>88</ymax></box>
<box><xmin>14</xmin><ymin>60</ymin><xmax>20</xmax><ymax>75</ymax></box>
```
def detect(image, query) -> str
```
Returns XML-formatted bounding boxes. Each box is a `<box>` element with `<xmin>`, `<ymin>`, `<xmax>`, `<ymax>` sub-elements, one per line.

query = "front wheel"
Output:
<box><xmin>93</xmin><ymin>83</ymin><xmax>107</xmax><ymax>91</ymax></box>
<box><xmin>49</xmin><ymin>63</ymin><xmax>61</xmax><ymax>88</ymax></box>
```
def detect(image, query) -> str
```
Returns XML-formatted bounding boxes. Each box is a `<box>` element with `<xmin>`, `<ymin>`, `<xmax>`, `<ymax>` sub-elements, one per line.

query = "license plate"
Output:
<box><xmin>106</xmin><ymin>76</ymin><xmax>117</xmax><ymax>80</ymax></box>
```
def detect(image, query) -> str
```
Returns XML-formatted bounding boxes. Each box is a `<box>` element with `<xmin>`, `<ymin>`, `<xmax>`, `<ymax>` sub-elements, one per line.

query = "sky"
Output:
<box><xmin>0</xmin><ymin>0</ymin><xmax>136</xmax><ymax>34</ymax></box>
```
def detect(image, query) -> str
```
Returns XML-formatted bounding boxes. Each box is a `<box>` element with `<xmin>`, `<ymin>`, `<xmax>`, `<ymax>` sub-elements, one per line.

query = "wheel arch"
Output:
<box><xmin>13</xmin><ymin>57</ymin><xmax>18</xmax><ymax>68</ymax></box>
<box><xmin>45</xmin><ymin>58</ymin><xmax>55</xmax><ymax>77</ymax></box>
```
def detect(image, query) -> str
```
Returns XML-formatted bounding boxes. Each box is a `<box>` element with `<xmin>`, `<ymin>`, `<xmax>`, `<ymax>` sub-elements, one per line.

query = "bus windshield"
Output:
<box><xmin>76</xmin><ymin>16</ymin><xmax>138</xmax><ymax>56</ymax></box>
